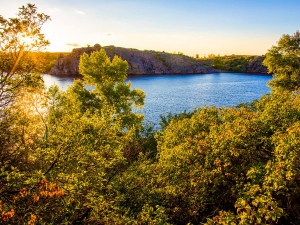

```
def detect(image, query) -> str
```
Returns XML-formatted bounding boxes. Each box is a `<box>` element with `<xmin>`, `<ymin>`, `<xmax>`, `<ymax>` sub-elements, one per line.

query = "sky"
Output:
<box><xmin>1</xmin><ymin>0</ymin><xmax>300</xmax><ymax>57</ymax></box>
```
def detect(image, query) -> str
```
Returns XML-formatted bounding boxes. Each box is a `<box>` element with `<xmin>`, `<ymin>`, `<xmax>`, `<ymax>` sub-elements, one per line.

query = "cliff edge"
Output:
<box><xmin>49</xmin><ymin>45</ymin><xmax>216</xmax><ymax>76</ymax></box>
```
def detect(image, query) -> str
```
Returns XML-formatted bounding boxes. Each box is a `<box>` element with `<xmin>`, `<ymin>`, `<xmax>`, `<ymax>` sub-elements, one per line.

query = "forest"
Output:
<box><xmin>1</xmin><ymin>4</ymin><xmax>300</xmax><ymax>224</ymax></box>
<box><xmin>199</xmin><ymin>54</ymin><xmax>267</xmax><ymax>74</ymax></box>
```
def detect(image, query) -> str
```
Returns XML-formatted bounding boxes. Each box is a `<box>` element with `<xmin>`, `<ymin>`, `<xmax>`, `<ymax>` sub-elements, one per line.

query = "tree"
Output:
<box><xmin>263</xmin><ymin>31</ymin><xmax>300</xmax><ymax>91</ymax></box>
<box><xmin>212</xmin><ymin>54</ymin><xmax>224</xmax><ymax>69</ymax></box>
<box><xmin>79</xmin><ymin>49</ymin><xmax>146</xmax><ymax>128</ymax></box>
<box><xmin>207</xmin><ymin>53</ymin><xmax>215</xmax><ymax>59</ymax></box>
<box><xmin>0</xmin><ymin>4</ymin><xmax>53</xmax><ymax>223</ymax></box>
<box><xmin>0</xmin><ymin>3</ymin><xmax>50</xmax><ymax>108</ymax></box>
<box><xmin>0</xmin><ymin>81</ymin><xmax>138</xmax><ymax>223</ymax></box>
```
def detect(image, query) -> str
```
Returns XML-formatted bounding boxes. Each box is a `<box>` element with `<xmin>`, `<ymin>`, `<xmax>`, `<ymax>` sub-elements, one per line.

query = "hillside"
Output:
<box><xmin>49</xmin><ymin>45</ymin><xmax>216</xmax><ymax>75</ymax></box>
<box><xmin>200</xmin><ymin>54</ymin><xmax>268</xmax><ymax>73</ymax></box>
<box><xmin>36</xmin><ymin>52</ymin><xmax>70</xmax><ymax>73</ymax></box>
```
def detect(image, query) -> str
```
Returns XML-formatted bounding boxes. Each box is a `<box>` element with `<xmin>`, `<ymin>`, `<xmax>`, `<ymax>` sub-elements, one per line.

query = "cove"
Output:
<box><xmin>42</xmin><ymin>73</ymin><xmax>272</xmax><ymax>125</ymax></box>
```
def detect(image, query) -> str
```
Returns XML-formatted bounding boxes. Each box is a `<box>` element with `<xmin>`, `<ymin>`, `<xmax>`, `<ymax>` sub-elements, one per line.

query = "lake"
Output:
<box><xmin>42</xmin><ymin>73</ymin><xmax>272</xmax><ymax>125</ymax></box>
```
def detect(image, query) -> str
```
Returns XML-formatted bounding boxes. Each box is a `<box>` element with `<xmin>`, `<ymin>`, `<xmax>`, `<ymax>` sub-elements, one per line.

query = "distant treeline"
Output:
<box><xmin>34</xmin><ymin>52</ymin><xmax>70</xmax><ymax>73</ymax></box>
<box><xmin>198</xmin><ymin>54</ymin><xmax>268</xmax><ymax>73</ymax></box>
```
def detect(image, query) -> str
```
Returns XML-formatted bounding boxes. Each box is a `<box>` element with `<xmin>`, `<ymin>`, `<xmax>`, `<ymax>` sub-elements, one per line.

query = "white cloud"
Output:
<box><xmin>49</xmin><ymin>8</ymin><xmax>61</xmax><ymax>13</ymax></box>
<box><xmin>75</xmin><ymin>9</ymin><xmax>85</xmax><ymax>15</ymax></box>
<box><xmin>65</xmin><ymin>43</ymin><xmax>79</xmax><ymax>47</ymax></box>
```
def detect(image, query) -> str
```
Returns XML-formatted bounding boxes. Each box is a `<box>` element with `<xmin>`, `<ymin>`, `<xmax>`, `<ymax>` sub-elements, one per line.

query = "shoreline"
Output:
<box><xmin>46</xmin><ymin>71</ymin><xmax>271</xmax><ymax>77</ymax></box>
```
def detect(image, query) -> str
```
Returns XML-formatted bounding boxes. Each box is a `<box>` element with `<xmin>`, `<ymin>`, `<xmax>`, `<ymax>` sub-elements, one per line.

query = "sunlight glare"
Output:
<box><xmin>21</xmin><ymin>34</ymin><xmax>34</xmax><ymax>46</ymax></box>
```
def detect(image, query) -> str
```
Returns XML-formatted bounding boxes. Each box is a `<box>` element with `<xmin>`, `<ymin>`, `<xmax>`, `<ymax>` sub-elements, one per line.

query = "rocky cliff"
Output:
<box><xmin>241</xmin><ymin>56</ymin><xmax>268</xmax><ymax>74</ymax></box>
<box><xmin>49</xmin><ymin>45</ymin><xmax>216</xmax><ymax>76</ymax></box>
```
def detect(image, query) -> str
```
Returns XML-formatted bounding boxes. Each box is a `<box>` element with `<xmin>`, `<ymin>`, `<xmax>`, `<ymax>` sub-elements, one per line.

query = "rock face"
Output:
<box><xmin>241</xmin><ymin>56</ymin><xmax>268</xmax><ymax>74</ymax></box>
<box><xmin>49</xmin><ymin>46</ymin><xmax>216</xmax><ymax>76</ymax></box>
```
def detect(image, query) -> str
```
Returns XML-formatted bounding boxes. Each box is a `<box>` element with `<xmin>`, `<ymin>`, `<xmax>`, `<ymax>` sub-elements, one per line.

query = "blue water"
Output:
<box><xmin>42</xmin><ymin>73</ymin><xmax>272</xmax><ymax>125</ymax></box>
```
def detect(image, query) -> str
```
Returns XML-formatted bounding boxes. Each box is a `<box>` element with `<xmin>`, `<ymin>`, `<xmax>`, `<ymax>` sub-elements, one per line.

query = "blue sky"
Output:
<box><xmin>1</xmin><ymin>0</ymin><xmax>300</xmax><ymax>56</ymax></box>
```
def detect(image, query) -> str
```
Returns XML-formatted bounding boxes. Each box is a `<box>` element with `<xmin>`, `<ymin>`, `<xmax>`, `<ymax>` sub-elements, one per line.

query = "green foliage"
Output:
<box><xmin>102</xmin><ymin>90</ymin><xmax>300</xmax><ymax>224</ymax></box>
<box><xmin>159</xmin><ymin>109</ymin><xmax>198</xmax><ymax>131</ymax></box>
<box><xmin>1</xmin><ymin>83</ymin><xmax>137</xmax><ymax>223</ymax></box>
<box><xmin>0</xmin><ymin>3</ymin><xmax>50</xmax><ymax>108</ymax></box>
<box><xmin>145</xmin><ymin>91</ymin><xmax>300</xmax><ymax>224</ymax></box>
<box><xmin>79</xmin><ymin>49</ymin><xmax>146</xmax><ymax>128</ymax></box>
<box><xmin>212</xmin><ymin>54</ymin><xmax>225</xmax><ymax>69</ymax></box>
<box><xmin>136</xmin><ymin>204</ymin><xmax>170</xmax><ymax>224</ymax></box>
<box><xmin>38</xmin><ymin>52</ymin><xmax>69</xmax><ymax>73</ymax></box>
<box><xmin>201</xmin><ymin>54</ymin><xmax>266</xmax><ymax>73</ymax></box>
<box><xmin>2</xmin><ymin>6</ymin><xmax>300</xmax><ymax>224</ymax></box>
<box><xmin>263</xmin><ymin>31</ymin><xmax>300</xmax><ymax>91</ymax></box>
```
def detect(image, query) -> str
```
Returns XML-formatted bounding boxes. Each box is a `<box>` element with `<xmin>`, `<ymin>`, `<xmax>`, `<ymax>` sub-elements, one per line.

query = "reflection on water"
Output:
<box><xmin>42</xmin><ymin>73</ymin><xmax>272</xmax><ymax>125</ymax></box>
<box><xmin>42</xmin><ymin>74</ymin><xmax>84</xmax><ymax>90</ymax></box>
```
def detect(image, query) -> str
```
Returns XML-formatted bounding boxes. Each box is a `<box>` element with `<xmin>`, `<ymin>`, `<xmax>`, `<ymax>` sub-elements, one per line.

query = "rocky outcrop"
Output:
<box><xmin>49</xmin><ymin>45</ymin><xmax>216</xmax><ymax>76</ymax></box>
<box><xmin>241</xmin><ymin>56</ymin><xmax>268</xmax><ymax>74</ymax></box>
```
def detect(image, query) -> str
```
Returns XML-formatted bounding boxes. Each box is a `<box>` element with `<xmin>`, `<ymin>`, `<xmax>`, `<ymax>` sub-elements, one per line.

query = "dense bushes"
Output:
<box><xmin>112</xmin><ymin>90</ymin><xmax>300</xmax><ymax>224</ymax></box>
<box><xmin>2</xmin><ymin>87</ymin><xmax>300</xmax><ymax>224</ymax></box>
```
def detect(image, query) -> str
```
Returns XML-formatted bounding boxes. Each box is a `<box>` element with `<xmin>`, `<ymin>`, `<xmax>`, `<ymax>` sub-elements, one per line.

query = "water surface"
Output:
<box><xmin>42</xmin><ymin>73</ymin><xmax>272</xmax><ymax>125</ymax></box>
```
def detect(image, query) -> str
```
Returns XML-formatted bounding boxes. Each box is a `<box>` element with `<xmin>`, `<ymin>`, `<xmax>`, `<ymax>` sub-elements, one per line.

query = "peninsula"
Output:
<box><xmin>49</xmin><ymin>44</ymin><xmax>216</xmax><ymax>76</ymax></box>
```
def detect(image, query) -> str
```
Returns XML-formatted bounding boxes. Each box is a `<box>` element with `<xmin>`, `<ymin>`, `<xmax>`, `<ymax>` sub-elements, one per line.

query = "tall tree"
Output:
<box><xmin>79</xmin><ymin>49</ymin><xmax>146</xmax><ymax>128</ymax></box>
<box><xmin>0</xmin><ymin>4</ymin><xmax>52</xmax><ymax>223</ymax></box>
<box><xmin>263</xmin><ymin>31</ymin><xmax>300</xmax><ymax>91</ymax></box>
<box><xmin>0</xmin><ymin>3</ymin><xmax>50</xmax><ymax>108</ymax></box>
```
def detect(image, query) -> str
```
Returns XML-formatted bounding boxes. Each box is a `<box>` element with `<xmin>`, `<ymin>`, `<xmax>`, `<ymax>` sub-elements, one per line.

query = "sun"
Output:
<box><xmin>20</xmin><ymin>34</ymin><xmax>34</xmax><ymax>46</ymax></box>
